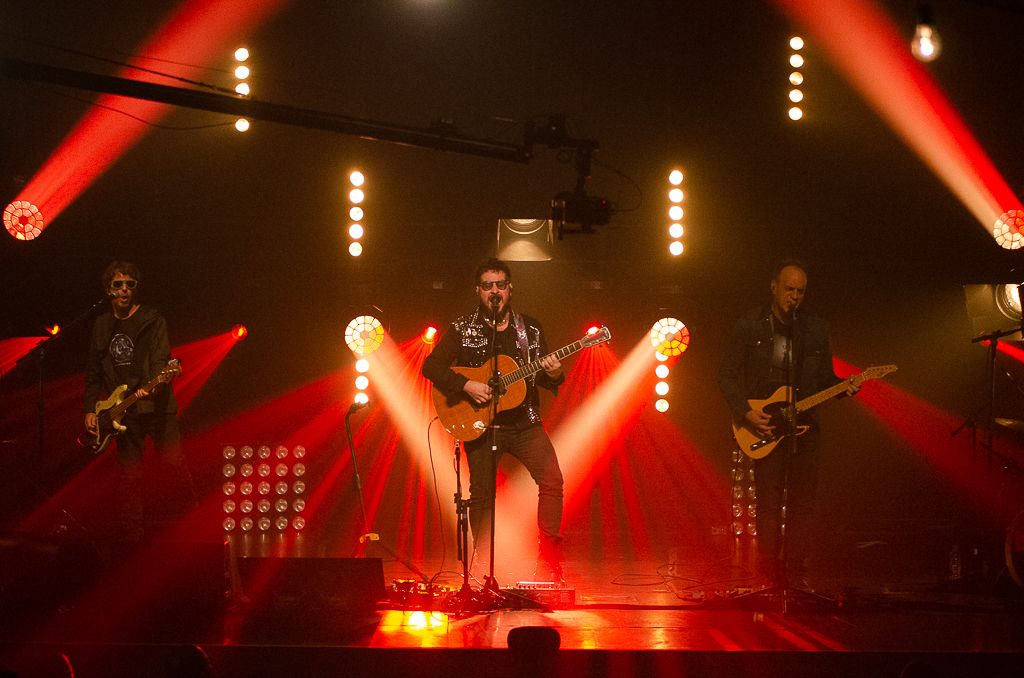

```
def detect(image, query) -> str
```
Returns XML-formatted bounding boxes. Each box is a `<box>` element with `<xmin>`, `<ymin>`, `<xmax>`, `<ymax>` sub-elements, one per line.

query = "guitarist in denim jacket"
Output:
<box><xmin>717</xmin><ymin>260</ymin><xmax>856</xmax><ymax>589</ymax></box>
<box><xmin>423</xmin><ymin>258</ymin><xmax>566</xmax><ymax>583</ymax></box>
<box><xmin>83</xmin><ymin>261</ymin><xmax>192</xmax><ymax>543</ymax></box>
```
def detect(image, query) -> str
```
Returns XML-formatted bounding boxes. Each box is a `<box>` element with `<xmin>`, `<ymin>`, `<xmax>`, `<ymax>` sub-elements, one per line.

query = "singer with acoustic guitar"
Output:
<box><xmin>83</xmin><ymin>261</ymin><xmax>193</xmax><ymax>544</ymax></box>
<box><xmin>422</xmin><ymin>258</ymin><xmax>568</xmax><ymax>584</ymax></box>
<box><xmin>717</xmin><ymin>259</ymin><xmax>861</xmax><ymax>591</ymax></box>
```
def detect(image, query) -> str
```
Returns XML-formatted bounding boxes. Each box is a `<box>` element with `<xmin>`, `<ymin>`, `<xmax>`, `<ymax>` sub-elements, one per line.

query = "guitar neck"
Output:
<box><xmin>109</xmin><ymin>372</ymin><xmax>171</xmax><ymax>419</ymax></box>
<box><xmin>499</xmin><ymin>340</ymin><xmax>585</xmax><ymax>388</ymax></box>
<box><xmin>795</xmin><ymin>375</ymin><xmax>860</xmax><ymax>412</ymax></box>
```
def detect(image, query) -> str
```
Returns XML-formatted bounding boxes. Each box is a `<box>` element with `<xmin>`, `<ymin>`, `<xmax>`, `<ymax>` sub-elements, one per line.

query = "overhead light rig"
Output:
<box><xmin>0</xmin><ymin>59</ymin><xmax>608</xmax><ymax>234</ymax></box>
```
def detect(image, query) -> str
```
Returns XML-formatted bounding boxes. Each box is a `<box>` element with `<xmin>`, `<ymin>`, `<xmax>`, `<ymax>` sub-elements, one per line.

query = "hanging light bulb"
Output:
<box><xmin>911</xmin><ymin>4</ymin><xmax>942</xmax><ymax>63</ymax></box>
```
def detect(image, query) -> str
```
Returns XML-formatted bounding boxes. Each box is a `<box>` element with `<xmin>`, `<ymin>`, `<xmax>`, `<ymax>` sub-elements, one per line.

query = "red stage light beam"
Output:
<box><xmin>168</xmin><ymin>330</ymin><xmax>243</xmax><ymax>412</ymax></box>
<box><xmin>0</xmin><ymin>336</ymin><xmax>46</xmax><ymax>378</ymax></box>
<box><xmin>774</xmin><ymin>0</ymin><xmax>1024</xmax><ymax>247</ymax></box>
<box><xmin>8</xmin><ymin>0</ymin><xmax>290</xmax><ymax>237</ymax></box>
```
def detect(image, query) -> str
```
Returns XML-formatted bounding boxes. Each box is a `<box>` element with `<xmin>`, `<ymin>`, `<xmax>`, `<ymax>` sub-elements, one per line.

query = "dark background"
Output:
<box><xmin>2</xmin><ymin>1</ymin><xmax>1023</xmax><ymax>582</ymax></box>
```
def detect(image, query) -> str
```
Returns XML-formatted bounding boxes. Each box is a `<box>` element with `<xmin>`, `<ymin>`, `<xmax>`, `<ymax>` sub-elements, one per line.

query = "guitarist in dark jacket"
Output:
<box><xmin>423</xmin><ymin>258</ymin><xmax>566</xmax><ymax>584</ymax></box>
<box><xmin>717</xmin><ymin>260</ymin><xmax>857</xmax><ymax>590</ymax></box>
<box><xmin>83</xmin><ymin>261</ymin><xmax>192</xmax><ymax>542</ymax></box>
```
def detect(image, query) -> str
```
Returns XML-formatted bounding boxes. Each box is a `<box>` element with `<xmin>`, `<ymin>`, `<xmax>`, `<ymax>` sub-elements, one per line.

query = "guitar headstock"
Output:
<box><xmin>855</xmin><ymin>364</ymin><xmax>897</xmax><ymax>383</ymax></box>
<box><xmin>581</xmin><ymin>326</ymin><xmax>612</xmax><ymax>347</ymax></box>
<box><xmin>160</xmin><ymin>359</ymin><xmax>182</xmax><ymax>382</ymax></box>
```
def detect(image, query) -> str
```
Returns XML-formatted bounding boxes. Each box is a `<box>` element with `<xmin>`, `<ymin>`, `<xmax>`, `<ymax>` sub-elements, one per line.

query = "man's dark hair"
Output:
<box><xmin>771</xmin><ymin>258</ymin><xmax>807</xmax><ymax>281</ymax></box>
<box><xmin>474</xmin><ymin>257</ymin><xmax>512</xmax><ymax>285</ymax></box>
<box><xmin>102</xmin><ymin>260</ymin><xmax>141</xmax><ymax>291</ymax></box>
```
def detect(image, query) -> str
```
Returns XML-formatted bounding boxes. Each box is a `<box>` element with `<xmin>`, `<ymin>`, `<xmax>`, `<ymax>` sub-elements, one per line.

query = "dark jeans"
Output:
<box><xmin>754</xmin><ymin>431</ymin><xmax>820</xmax><ymax>584</ymax></box>
<box><xmin>465</xmin><ymin>423</ymin><xmax>564</xmax><ymax>564</ymax></box>
<box><xmin>115</xmin><ymin>410</ymin><xmax>194</xmax><ymax>540</ymax></box>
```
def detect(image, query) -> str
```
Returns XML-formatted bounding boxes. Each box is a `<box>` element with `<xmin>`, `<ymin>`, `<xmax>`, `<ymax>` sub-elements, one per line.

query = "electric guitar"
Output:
<box><xmin>733</xmin><ymin>364</ymin><xmax>897</xmax><ymax>459</ymax></box>
<box><xmin>432</xmin><ymin>326</ymin><xmax>611</xmax><ymax>441</ymax></box>
<box><xmin>82</xmin><ymin>359</ymin><xmax>182</xmax><ymax>454</ymax></box>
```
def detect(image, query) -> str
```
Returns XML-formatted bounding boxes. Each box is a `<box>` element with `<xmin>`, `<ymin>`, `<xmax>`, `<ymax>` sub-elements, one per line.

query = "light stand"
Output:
<box><xmin>345</xmin><ymin>401</ymin><xmax>428</xmax><ymax>583</ymax></box>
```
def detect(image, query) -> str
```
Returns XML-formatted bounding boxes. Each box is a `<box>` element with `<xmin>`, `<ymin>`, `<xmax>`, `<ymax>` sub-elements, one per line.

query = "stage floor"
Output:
<box><xmin>2</xmin><ymin>546</ymin><xmax>1022</xmax><ymax>677</ymax></box>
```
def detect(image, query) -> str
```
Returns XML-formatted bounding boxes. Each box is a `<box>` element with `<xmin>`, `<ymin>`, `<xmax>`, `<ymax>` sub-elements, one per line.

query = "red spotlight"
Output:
<box><xmin>232</xmin><ymin>324</ymin><xmax>248</xmax><ymax>340</ymax></box>
<box><xmin>3</xmin><ymin>200</ymin><xmax>44</xmax><ymax>241</ymax></box>
<box><xmin>422</xmin><ymin>325</ymin><xmax>438</xmax><ymax>344</ymax></box>
<box><xmin>46</xmin><ymin>324</ymin><xmax>60</xmax><ymax>336</ymax></box>
<box><xmin>586</xmin><ymin>324</ymin><xmax>602</xmax><ymax>336</ymax></box>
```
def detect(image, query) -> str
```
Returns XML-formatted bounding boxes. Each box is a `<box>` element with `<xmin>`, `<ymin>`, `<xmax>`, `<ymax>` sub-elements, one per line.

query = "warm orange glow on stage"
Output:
<box><xmin>492</xmin><ymin>336</ymin><xmax>728</xmax><ymax>564</ymax></box>
<box><xmin>775</xmin><ymin>0</ymin><xmax>1024</xmax><ymax>247</ymax></box>
<box><xmin>9</xmin><ymin>0</ymin><xmax>290</xmax><ymax>235</ymax></box>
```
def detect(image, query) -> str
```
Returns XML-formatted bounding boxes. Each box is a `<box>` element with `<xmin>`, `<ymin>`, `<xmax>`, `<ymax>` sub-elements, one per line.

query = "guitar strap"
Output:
<box><xmin>512</xmin><ymin>311</ymin><xmax>531</xmax><ymax>373</ymax></box>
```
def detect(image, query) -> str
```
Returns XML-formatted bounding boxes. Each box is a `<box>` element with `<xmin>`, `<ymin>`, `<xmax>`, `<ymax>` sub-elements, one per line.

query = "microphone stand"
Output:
<box><xmin>8</xmin><ymin>295</ymin><xmax>111</xmax><ymax>459</ymax></box>
<box><xmin>345</xmin><ymin>402</ymin><xmax>428</xmax><ymax>583</ymax></box>
<box><xmin>3</xmin><ymin>295</ymin><xmax>110</xmax><ymax>534</ymax></box>
<box><xmin>481</xmin><ymin>294</ymin><xmax>505</xmax><ymax>598</ymax></box>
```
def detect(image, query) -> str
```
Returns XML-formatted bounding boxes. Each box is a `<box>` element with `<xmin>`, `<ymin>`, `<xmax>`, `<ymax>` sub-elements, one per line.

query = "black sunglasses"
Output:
<box><xmin>477</xmin><ymin>280</ymin><xmax>509</xmax><ymax>291</ymax></box>
<box><xmin>110</xmin><ymin>279</ymin><xmax>138</xmax><ymax>290</ymax></box>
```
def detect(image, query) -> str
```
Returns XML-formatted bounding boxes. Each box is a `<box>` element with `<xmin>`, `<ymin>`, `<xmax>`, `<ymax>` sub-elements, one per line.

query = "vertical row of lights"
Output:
<box><xmin>354</xmin><ymin>357</ymin><xmax>370</xmax><ymax>407</ymax></box>
<box><xmin>667</xmin><ymin>169</ymin><xmax>685</xmax><ymax>257</ymax></box>
<box><xmin>787</xmin><ymin>36</ymin><xmax>805</xmax><ymax>122</ymax></box>
<box><xmin>730</xmin><ymin>448</ymin><xmax>758</xmax><ymax>538</ymax></box>
<box><xmin>233</xmin><ymin>47</ymin><xmax>251</xmax><ymax>132</ymax></box>
<box><xmin>648</xmin><ymin>317</ymin><xmax>690</xmax><ymax>413</ymax></box>
<box><xmin>347</xmin><ymin>170</ymin><xmax>366</xmax><ymax>257</ymax></box>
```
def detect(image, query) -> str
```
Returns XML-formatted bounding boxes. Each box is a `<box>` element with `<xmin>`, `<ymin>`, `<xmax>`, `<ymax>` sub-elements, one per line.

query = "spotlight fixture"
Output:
<box><xmin>345</xmin><ymin>314</ymin><xmax>385</xmax><ymax>355</ymax></box>
<box><xmin>649</xmin><ymin>317</ymin><xmax>691</xmax><ymax>357</ymax></box>
<box><xmin>4</xmin><ymin>200</ymin><xmax>44</xmax><ymax>240</ymax></box>
<box><xmin>964</xmin><ymin>283</ymin><xmax>1024</xmax><ymax>340</ymax></box>
<box><xmin>422</xmin><ymin>325</ymin><xmax>438</xmax><ymax>344</ymax></box>
<box><xmin>496</xmin><ymin>218</ymin><xmax>554</xmax><ymax>261</ymax></box>
<box><xmin>231</xmin><ymin>324</ymin><xmax>248</xmax><ymax>340</ymax></box>
<box><xmin>993</xmin><ymin>210</ymin><xmax>1024</xmax><ymax>251</ymax></box>
<box><xmin>551</xmin><ymin>191</ymin><xmax>612</xmax><ymax>236</ymax></box>
<box><xmin>911</xmin><ymin>3</ymin><xmax>942</xmax><ymax>63</ymax></box>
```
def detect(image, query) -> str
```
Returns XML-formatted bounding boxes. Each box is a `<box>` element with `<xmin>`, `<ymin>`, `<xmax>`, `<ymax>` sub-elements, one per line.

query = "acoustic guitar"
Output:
<box><xmin>432</xmin><ymin>327</ymin><xmax>611</xmax><ymax>441</ymax></box>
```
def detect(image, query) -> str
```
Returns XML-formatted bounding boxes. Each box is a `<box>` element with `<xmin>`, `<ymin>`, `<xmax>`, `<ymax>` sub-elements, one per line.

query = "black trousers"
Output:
<box><xmin>754</xmin><ymin>431</ymin><xmax>820</xmax><ymax>583</ymax></box>
<box><xmin>465</xmin><ymin>423</ymin><xmax>564</xmax><ymax>564</ymax></box>
<box><xmin>114</xmin><ymin>410</ymin><xmax>194</xmax><ymax>539</ymax></box>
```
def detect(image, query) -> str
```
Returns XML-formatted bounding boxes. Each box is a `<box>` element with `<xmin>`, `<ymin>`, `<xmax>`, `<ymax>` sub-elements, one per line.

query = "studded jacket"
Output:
<box><xmin>422</xmin><ymin>307</ymin><xmax>564</xmax><ymax>427</ymax></box>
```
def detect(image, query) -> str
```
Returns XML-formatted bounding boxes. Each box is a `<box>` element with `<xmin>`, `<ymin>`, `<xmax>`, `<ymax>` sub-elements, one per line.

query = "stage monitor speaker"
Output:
<box><xmin>236</xmin><ymin>556</ymin><xmax>384</xmax><ymax>609</ymax></box>
<box><xmin>234</xmin><ymin>557</ymin><xmax>384</xmax><ymax>642</ymax></box>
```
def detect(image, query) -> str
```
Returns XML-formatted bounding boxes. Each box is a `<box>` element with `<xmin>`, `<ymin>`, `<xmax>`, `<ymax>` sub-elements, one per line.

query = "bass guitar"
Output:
<box><xmin>82</xmin><ymin>359</ymin><xmax>182</xmax><ymax>454</ymax></box>
<box><xmin>733</xmin><ymin>364</ymin><xmax>897</xmax><ymax>459</ymax></box>
<box><xmin>432</xmin><ymin>326</ymin><xmax>611</xmax><ymax>441</ymax></box>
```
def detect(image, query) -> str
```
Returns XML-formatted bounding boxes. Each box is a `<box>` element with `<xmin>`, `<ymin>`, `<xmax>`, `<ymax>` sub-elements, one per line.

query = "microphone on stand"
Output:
<box><xmin>348</xmin><ymin>400</ymin><xmax>369</xmax><ymax>415</ymax></box>
<box><xmin>489</xmin><ymin>294</ymin><xmax>501</xmax><ymax>308</ymax></box>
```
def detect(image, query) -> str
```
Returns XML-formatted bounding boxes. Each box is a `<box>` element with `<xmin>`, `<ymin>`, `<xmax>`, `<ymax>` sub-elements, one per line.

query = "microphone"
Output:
<box><xmin>348</xmin><ymin>400</ymin><xmax>369</xmax><ymax>414</ymax></box>
<box><xmin>489</xmin><ymin>294</ymin><xmax>501</xmax><ymax>307</ymax></box>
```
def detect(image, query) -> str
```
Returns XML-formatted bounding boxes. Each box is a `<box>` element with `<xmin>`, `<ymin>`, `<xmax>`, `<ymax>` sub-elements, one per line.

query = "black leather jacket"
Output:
<box><xmin>422</xmin><ymin>307</ymin><xmax>563</xmax><ymax>426</ymax></box>
<box><xmin>717</xmin><ymin>304</ymin><xmax>841</xmax><ymax>424</ymax></box>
